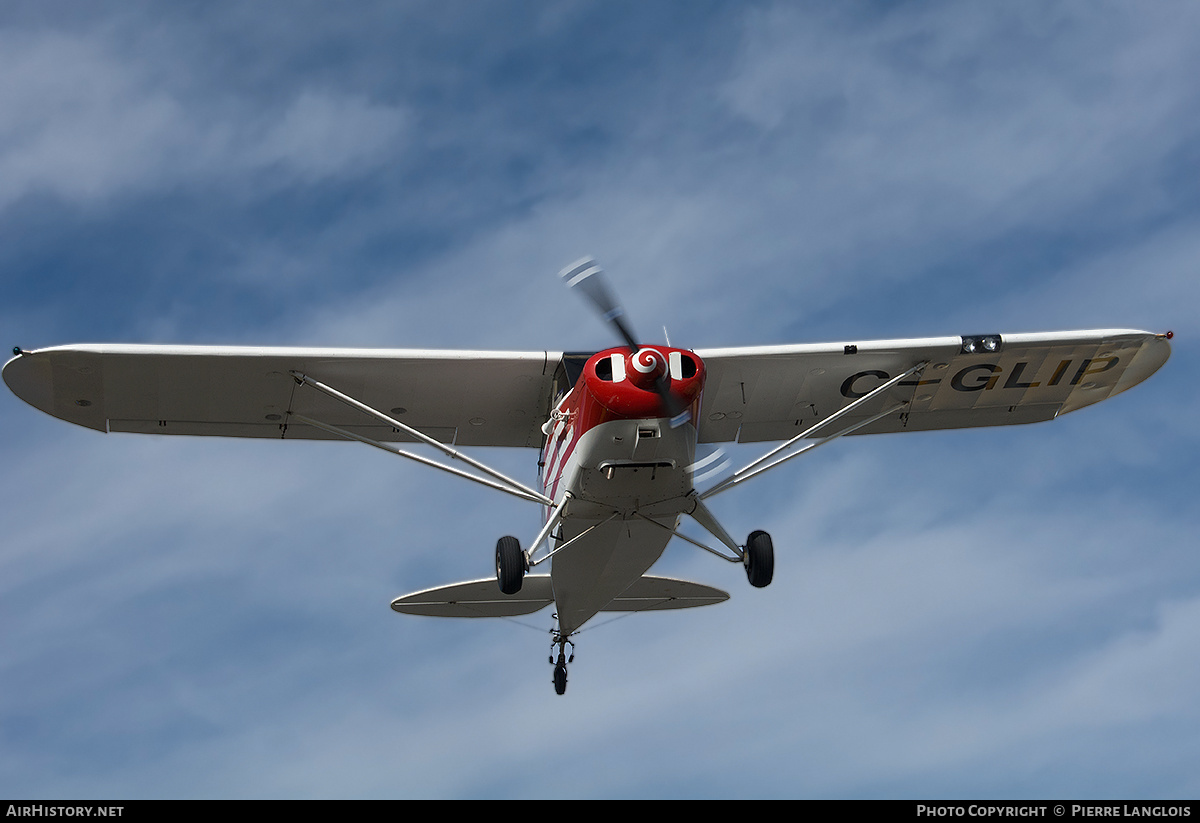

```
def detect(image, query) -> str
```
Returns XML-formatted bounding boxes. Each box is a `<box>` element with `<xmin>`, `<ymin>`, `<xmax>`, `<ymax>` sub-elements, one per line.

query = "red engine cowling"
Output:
<box><xmin>577</xmin><ymin>346</ymin><xmax>705</xmax><ymax>428</ymax></box>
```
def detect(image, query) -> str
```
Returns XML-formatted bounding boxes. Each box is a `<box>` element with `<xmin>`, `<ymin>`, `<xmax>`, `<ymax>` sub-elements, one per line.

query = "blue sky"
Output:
<box><xmin>1</xmin><ymin>1</ymin><xmax>1198</xmax><ymax>799</ymax></box>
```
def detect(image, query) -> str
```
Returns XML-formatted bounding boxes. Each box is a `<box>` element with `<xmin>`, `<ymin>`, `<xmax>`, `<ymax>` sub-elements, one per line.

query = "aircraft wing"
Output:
<box><xmin>3</xmin><ymin>344</ymin><xmax>559</xmax><ymax>448</ymax></box>
<box><xmin>693</xmin><ymin>329</ymin><xmax>1171</xmax><ymax>443</ymax></box>
<box><xmin>4</xmin><ymin>329</ymin><xmax>1171</xmax><ymax>449</ymax></box>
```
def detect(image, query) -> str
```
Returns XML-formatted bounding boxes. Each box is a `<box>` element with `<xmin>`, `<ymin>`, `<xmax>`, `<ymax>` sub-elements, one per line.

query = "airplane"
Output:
<box><xmin>3</xmin><ymin>259</ymin><xmax>1173</xmax><ymax>694</ymax></box>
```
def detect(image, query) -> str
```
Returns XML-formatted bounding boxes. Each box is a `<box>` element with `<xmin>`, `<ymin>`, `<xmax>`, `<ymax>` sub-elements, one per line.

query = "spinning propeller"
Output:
<box><xmin>560</xmin><ymin>258</ymin><xmax>692</xmax><ymax>427</ymax></box>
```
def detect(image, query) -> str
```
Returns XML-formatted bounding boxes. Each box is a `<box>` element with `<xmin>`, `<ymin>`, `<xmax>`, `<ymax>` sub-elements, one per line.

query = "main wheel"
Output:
<box><xmin>744</xmin><ymin>530</ymin><xmax>774</xmax><ymax>588</ymax></box>
<box><xmin>553</xmin><ymin>662</ymin><xmax>568</xmax><ymax>695</ymax></box>
<box><xmin>496</xmin><ymin>536</ymin><xmax>525</xmax><ymax>595</ymax></box>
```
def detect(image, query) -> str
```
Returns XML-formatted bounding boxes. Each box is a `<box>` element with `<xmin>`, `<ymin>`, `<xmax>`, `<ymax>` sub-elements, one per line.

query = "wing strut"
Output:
<box><xmin>700</xmin><ymin>362</ymin><xmax>927</xmax><ymax>500</ymax></box>
<box><xmin>634</xmin><ymin>507</ymin><xmax>742</xmax><ymax>563</ymax></box>
<box><xmin>288</xmin><ymin>371</ymin><xmax>554</xmax><ymax>507</ymax></box>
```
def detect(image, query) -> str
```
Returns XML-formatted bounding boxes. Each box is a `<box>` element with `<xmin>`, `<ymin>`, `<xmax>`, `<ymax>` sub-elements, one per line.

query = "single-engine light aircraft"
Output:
<box><xmin>4</xmin><ymin>260</ymin><xmax>1173</xmax><ymax>694</ymax></box>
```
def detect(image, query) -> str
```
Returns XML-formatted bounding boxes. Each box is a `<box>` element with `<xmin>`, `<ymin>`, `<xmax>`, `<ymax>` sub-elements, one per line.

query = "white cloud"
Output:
<box><xmin>717</xmin><ymin>3</ymin><xmax>1200</xmax><ymax>290</ymax></box>
<box><xmin>248</xmin><ymin>90</ymin><xmax>408</xmax><ymax>183</ymax></box>
<box><xmin>0</xmin><ymin>31</ymin><xmax>407</xmax><ymax>210</ymax></box>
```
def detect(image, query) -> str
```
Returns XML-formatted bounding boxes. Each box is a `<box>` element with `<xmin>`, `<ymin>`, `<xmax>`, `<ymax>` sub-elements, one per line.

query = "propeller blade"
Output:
<box><xmin>686</xmin><ymin>446</ymin><xmax>732</xmax><ymax>484</ymax></box>
<box><xmin>559</xmin><ymin>257</ymin><xmax>691</xmax><ymax>427</ymax></box>
<box><xmin>655</xmin><ymin>372</ymin><xmax>691</xmax><ymax>428</ymax></box>
<box><xmin>559</xmin><ymin>258</ymin><xmax>639</xmax><ymax>351</ymax></box>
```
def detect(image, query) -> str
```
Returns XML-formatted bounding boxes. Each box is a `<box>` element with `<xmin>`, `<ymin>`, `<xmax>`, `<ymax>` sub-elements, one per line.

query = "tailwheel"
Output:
<box><xmin>744</xmin><ymin>530</ymin><xmax>774</xmax><ymax>588</ymax></box>
<box><xmin>549</xmin><ymin>635</ymin><xmax>574</xmax><ymax>695</ymax></box>
<box><xmin>553</xmin><ymin>657</ymin><xmax>568</xmax><ymax>695</ymax></box>
<box><xmin>495</xmin><ymin>535</ymin><xmax>525</xmax><ymax>595</ymax></box>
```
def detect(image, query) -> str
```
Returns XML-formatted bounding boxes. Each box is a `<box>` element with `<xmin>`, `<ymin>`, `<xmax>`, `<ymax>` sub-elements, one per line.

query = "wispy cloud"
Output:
<box><xmin>0</xmin><ymin>31</ymin><xmax>407</xmax><ymax>211</ymax></box>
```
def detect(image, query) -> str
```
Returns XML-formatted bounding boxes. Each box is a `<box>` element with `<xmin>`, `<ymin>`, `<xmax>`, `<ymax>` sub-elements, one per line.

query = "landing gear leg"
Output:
<box><xmin>549</xmin><ymin>634</ymin><xmax>574</xmax><ymax>695</ymax></box>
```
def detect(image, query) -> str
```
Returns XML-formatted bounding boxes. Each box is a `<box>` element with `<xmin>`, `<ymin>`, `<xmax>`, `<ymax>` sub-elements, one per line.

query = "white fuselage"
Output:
<box><xmin>540</xmin><ymin>409</ymin><xmax>698</xmax><ymax>635</ymax></box>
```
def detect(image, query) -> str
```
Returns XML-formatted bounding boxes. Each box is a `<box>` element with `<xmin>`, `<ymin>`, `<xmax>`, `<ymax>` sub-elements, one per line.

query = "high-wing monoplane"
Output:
<box><xmin>4</xmin><ymin>260</ymin><xmax>1172</xmax><ymax>694</ymax></box>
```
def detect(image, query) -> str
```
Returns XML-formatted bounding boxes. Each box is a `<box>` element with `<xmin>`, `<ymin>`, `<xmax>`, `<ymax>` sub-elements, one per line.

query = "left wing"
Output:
<box><xmin>3</xmin><ymin>344</ymin><xmax>560</xmax><ymax>448</ymax></box>
<box><xmin>694</xmin><ymin>329</ymin><xmax>1171</xmax><ymax>443</ymax></box>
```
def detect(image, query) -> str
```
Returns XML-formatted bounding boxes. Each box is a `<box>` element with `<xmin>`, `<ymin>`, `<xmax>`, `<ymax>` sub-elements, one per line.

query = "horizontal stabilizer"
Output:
<box><xmin>391</xmin><ymin>575</ymin><xmax>729</xmax><ymax>618</ymax></box>
<box><xmin>391</xmin><ymin>577</ymin><xmax>554</xmax><ymax>618</ymax></box>
<box><xmin>602</xmin><ymin>575</ymin><xmax>729</xmax><ymax>611</ymax></box>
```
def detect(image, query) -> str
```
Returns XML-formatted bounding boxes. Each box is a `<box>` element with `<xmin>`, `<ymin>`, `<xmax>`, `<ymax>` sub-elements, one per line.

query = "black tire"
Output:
<box><xmin>553</xmin><ymin>663</ymin><xmax>568</xmax><ymax>695</ymax></box>
<box><xmin>496</xmin><ymin>536</ymin><xmax>524</xmax><ymax>595</ymax></box>
<box><xmin>744</xmin><ymin>530</ymin><xmax>774</xmax><ymax>588</ymax></box>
